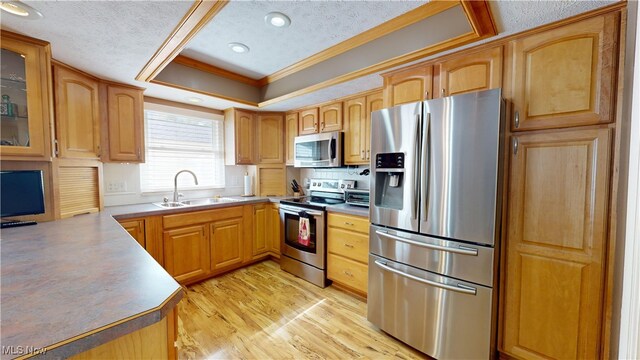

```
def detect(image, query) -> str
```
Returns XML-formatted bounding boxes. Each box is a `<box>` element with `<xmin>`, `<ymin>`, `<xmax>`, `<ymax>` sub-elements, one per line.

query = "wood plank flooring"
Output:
<box><xmin>177</xmin><ymin>260</ymin><xmax>426</xmax><ymax>359</ymax></box>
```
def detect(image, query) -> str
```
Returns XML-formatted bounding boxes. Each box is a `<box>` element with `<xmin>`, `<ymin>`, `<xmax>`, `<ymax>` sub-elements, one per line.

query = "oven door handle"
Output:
<box><xmin>375</xmin><ymin>230</ymin><xmax>478</xmax><ymax>256</ymax></box>
<box><xmin>374</xmin><ymin>260</ymin><xmax>477</xmax><ymax>295</ymax></box>
<box><xmin>280</xmin><ymin>208</ymin><xmax>324</xmax><ymax>217</ymax></box>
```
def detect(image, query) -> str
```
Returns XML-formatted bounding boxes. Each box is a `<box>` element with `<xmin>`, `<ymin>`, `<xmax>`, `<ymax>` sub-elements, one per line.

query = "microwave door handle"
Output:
<box><xmin>329</xmin><ymin>137</ymin><xmax>336</xmax><ymax>160</ymax></box>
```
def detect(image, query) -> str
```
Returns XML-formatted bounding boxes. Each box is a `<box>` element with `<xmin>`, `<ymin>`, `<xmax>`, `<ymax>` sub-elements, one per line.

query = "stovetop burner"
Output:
<box><xmin>280</xmin><ymin>195</ymin><xmax>345</xmax><ymax>210</ymax></box>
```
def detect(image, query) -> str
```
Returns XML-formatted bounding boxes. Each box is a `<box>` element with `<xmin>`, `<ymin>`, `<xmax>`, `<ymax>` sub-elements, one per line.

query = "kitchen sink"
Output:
<box><xmin>153</xmin><ymin>197</ymin><xmax>239</xmax><ymax>209</ymax></box>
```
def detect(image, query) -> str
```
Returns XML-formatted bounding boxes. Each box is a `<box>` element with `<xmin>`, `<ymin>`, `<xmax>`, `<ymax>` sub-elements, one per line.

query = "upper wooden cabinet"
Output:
<box><xmin>285</xmin><ymin>112</ymin><xmax>298</xmax><ymax>165</ymax></box>
<box><xmin>104</xmin><ymin>84</ymin><xmax>144</xmax><ymax>162</ymax></box>
<box><xmin>257</xmin><ymin>113</ymin><xmax>284</xmax><ymax>164</ymax></box>
<box><xmin>344</xmin><ymin>91</ymin><xmax>382</xmax><ymax>165</ymax></box>
<box><xmin>506</xmin><ymin>13</ymin><xmax>618</xmax><ymax>131</ymax></box>
<box><xmin>53</xmin><ymin>64</ymin><xmax>101</xmax><ymax>159</ymax></box>
<box><xmin>0</xmin><ymin>32</ymin><xmax>53</xmax><ymax>161</ymax></box>
<box><xmin>434</xmin><ymin>46</ymin><xmax>503</xmax><ymax>98</ymax></box>
<box><xmin>298</xmin><ymin>108</ymin><xmax>319</xmax><ymax>135</ymax></box>
<box><xmin>382</xmin><ymin>65</ymin><xmax>433</xmax><ymax>107</ymax></box>
<box><xmin>501</xmin><ymin>128</ymin><xmax>611</xmax><ymax>359</ymax></box>
<box><xmin>319</xmin><ymin>102</ymin><xmax>343</xmax><ymax>132</ymax></box>
<box><xmin>224</xmin><ymin>108</ymin><xmax>256</xmax><ymax>165</ymax></box>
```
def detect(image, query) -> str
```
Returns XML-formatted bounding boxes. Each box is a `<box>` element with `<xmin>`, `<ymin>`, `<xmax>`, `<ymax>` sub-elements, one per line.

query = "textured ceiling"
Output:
<box><xmin>181</xmin><ymin>0</ymin><xmax>428</xmax><ymax>79</ymax></box>
<box><xmin>0</xmin><ymin>0</ymin><xmax>621</xmax><ymax>112</ymax></box>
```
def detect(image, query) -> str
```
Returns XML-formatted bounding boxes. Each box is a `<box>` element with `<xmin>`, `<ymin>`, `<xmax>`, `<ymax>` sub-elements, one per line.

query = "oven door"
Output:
<box><xmin>279</xmin><ymin>205</ymin><xmax>325</xmax><ymax>269</ymax></box>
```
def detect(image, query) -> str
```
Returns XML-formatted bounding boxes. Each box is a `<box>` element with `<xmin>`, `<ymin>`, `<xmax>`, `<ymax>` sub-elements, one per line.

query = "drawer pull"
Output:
<box><xmin>343</xmin><ymin>243</ymin><xmax>354</xmax><ymax>248</ymax></box>
<box><xmin>343</xmin><ymin>270</ymin><xmax>353</xmax><ymax>277</ymax></box>
<box><xmin>344</xmin><ymin>222</ymin><xmax>354</xmax><ymax>226</ymax></box>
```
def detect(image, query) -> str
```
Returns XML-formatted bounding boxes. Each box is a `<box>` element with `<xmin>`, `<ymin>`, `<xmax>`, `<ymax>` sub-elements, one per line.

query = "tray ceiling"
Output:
<box><xmin>181</xmin><ymin>1</ymin><xmax>428</xmax><ymax>79</ymax></box>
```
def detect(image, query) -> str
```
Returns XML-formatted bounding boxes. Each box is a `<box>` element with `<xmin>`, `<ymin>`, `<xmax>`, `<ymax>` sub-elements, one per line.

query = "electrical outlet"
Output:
<box><xmin>106</xmin><ymin>181</ymin><xmax>127</xmax><ymax>193</ymax></box>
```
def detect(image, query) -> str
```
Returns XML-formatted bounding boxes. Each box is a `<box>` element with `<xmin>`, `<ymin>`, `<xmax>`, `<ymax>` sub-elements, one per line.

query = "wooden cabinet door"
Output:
<box><xmin>285</xmin><ymin>113</ymin><xmax>298</xmax><ymax>165</ymax></box>
<box><xmin>107</xmin><ymin>85</ymin><xmax>144</xmax><ymax>162</ymax></box>
<box><xmin>268</xmin><ymin>204</ymin><xmax>281</xmax><ymax>255</ymax></box>
<box><xmin>365</xmin><ymin>91</ymin><xmax>383</xmax><ymax>161</ymax></box>
<box><xmin>383</xmin><ymin>65</ymin><xmax>432</xmax><ymax>107</ymax></box>
<box><xmin>118</xmin><ymin>219</ymin><xmax>145</xmax><ymax>247</ymax></box>
<box><xmin>210</xmin><ymin>217</ymin><xmax>244</xmax><ymax>271</ymax></box>
<box><xmin>256</xmin><ymin>164</ymin><xmax>286</xmax><ymax>196</ymax></box>
<box><xmin>54</xmin><ymin>65</ymin><xmax>101</xmax><ymax>159</ymax></box>
<box><xmin>252</xmin><ymin>204</ymin><xmax>269</xmax><ymax>257</ymax></box>
<box><xmin>163</xmin><ymin>225</ymin><xmax>209</xmax><ymax>283</ymax></box>
<box><xmin>298</xmin><ymin>108</ymin><xmax>319</xmax><ymax>135</ymax></box>
<box><xmin>257</xmin><ymin>113</ymin><xmax>284</xmax><ymax>164</ymax></box>
<box><xmin>502</xmin><ymin>128</ymin><xmax>611</xmax><ymax>360</ymax></box>
<box><xmin>0</xmin><ymin>34</ymin><xmax>53</xmax><ymax>160</ymax></box>
<box><xmin>319</xmin><ymin>102</ymin><xmax>342</xmax><ymax>132</ymax></box>
<box><xmin>343</xmin><ymin>97</ymin><xmax>367</xmax><ymax>165</ymax></box>
<box><xmin>506</xmin><ymin>13</ymin><xmax>618</xmax><ymax>131</ymax></box>
<box><xmin>235</xmin><ymin>110</ymin><xmax>255</xmax><ymax>164</ymax></box>
<box><xmin>434</xmin><ymin>46</ymin><xmax>502</xmax><ymax>98</ymax></box>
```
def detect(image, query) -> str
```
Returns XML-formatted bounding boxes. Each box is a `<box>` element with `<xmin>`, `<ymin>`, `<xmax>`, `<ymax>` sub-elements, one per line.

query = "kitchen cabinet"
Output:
<box><xmin>118</xmin><ymin>218</ymin><xmax>145</xmax><ymax>247</ymax></box>
<box><xmin>298</xmin><ymin>108</ymin><xmax>319</xmax><ymax>135</ymax></box>
<box><xmin>501</xmin><ymin>128</ymin><xmax>611</xmax><ymax>359</ymax></box>
<box><xmin>224</xmin><ymin>108</ymin><xmax>256</xmax><ymax>165</ymax></box>
<box><xmin>257</xmin><ymin>113</ymin><xmax>284</xmax><ymax>164</ymax></box>
<box><xmin>433</xmin><ymin>46</ymin><xmax>502</xmax><ymax>98</ymax></box>
<box><xmin>285</xmin><ymin>112</ymin><xmax>298</xmax><ymax>165</ymax></box>
<box><xmin>327</xmin><ymin>213</ymin><xmax>370</xmax><ymax>295</ymax></box>
<box><xmin>53</xmin><ymin>64</ymin><xmax>101</xmax><ymax>159</ymax></box>
<box><xmin>53</xmin><ymin>158</ymin><xmax>103</xmax><ymax>218</ymax></box>
<box><xmin>0</xmin><ymin>31</ymin><xmax>53</xmax><ymax>161</ymax></box>
<box><xmin>505</xmin><ymin>13</ymin><xmax>618</xmax><ymax>131</ymax></box>
<box><xmin>210</xmin><ymin>217</ymin><xmax>245</xmax><ymax>272</ymax></box>
<box><xmin>163</xmin><ymin>224</ymin><xmax>210</xmax><ymax>283</ymax></box>
<box><xmin>382</xmin><ymin>65</ymin><xmax>432</xmax><ymax>107</ymax></box>
<box><xmin>104</xmin><ymin>84</ymin><xmax>144</xmax><ymax>162</ymax></box>
<box><xmin>344</xmin><ymin>91</ymin><xmax>382</xmax><ymax>165</ymax></box>
<box><xmin>254</xmin><ymin>164</ymin><xmax>286</xmax><ymax>196</ymax></box>
<box><xmin>268</xmin><ymin>203</ymin><xmax>281</xmax><ymax>257</ymax></box>
<box><xmin>252</xmin><ymin>204</ymin><xmax>269</xmax><ymax>258</ymax></box>
<box><xmin>319</xmin><ymin>102</ymin><xmax>342</xmax><ymax>132</ymax></box>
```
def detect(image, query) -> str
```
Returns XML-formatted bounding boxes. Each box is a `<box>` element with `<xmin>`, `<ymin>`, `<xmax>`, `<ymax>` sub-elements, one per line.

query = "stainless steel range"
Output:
<box><xmin>279</xmin><ymin>179</ymin><xmax>346</xmax><ymax>287</ymax></box>
<box><xmin>368</xmin><ymin>89</ymin><xmax>504</xmax><ymax>359</ymax></box>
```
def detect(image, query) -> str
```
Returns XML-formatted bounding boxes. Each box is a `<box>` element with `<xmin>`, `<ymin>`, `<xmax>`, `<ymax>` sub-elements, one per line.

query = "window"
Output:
<box><xmin>140</xmin><ymin>106</ymin><xmax>225</xmax><ymax>192</ymax></box>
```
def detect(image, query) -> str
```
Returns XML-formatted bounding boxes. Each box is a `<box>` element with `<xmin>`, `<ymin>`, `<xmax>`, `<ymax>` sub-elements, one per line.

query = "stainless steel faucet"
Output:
<box><xmin>173</xmin><ymin>170</ymin><xmax>199</xmax><ymax>202</ymax></box>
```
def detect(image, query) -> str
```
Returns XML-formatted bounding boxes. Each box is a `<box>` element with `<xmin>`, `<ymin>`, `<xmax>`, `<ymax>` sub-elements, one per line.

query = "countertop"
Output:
<box><xmin>326</xmin><ymin>203</ymin><xmax>370</xmax><ymax>218</ymax></box>
<box><xmin>0</xmin><ymin>212</ymin><xmax>183</xmax><ymax>359</ymax></box>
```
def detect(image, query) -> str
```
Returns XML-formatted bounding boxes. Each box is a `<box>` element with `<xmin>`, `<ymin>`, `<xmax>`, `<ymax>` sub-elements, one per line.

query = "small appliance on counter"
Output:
<box><xmin>345</xmin><ymin>189</ymin><xmax>370</xmax><ymax>207</ymax></box>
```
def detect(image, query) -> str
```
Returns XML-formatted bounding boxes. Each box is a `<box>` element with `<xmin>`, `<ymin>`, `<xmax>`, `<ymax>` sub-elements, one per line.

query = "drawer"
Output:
<box><xmin>163</xmin><ymin>206</ymin><xmax>244</xmax><ymax>229</ymax></box>
<box><xmin>327</xmin><ymin>253</ymin><xmax>368</xmax><ymax>294</ymax></box>
<box><xmin>328</xmin><ymin>213</ymin><xmax>369</xmax><ymax>233</ymax></box>
<box><xmin>328</xmin><ymin>227</ymin><xmax>369</xmax><ymax>263</ymax></box>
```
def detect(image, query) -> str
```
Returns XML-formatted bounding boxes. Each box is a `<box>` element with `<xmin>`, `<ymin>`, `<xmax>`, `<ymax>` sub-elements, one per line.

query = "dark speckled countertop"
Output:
<box><xmin>0</xmin><ymin>212</ymin><xmax>183</xmax><ymax>359</ymax></box>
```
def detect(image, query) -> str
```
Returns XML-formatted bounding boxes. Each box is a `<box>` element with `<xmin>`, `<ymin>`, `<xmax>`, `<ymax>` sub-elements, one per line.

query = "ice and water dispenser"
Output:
<box><xmin>374</xmin><ymin>152</ymin><xmax>405</xmax><ymax>210</ymax></box>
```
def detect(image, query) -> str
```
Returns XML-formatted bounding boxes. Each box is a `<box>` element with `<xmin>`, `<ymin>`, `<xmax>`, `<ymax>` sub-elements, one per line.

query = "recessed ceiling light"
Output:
<box><xmin>228</xmin><ymin>42</ymin><xmax>249</xmax><ymax>54</ymax></box>
<box><xmin>0</xmin><ymin>1</ymin><xmax>43</xmax><ymax>19</ymax></box>
<box><xmin>265</xmin><ymin>12</ymin><xmax>291</xmax><ymax>28</ymax></box>
<box><xmin>186</xmin><ymin>97</ymin><xmax>203</xmax><ymax>104</ymax></box>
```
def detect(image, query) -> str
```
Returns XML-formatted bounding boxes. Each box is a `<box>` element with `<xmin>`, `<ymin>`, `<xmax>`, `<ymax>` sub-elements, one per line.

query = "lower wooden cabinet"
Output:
<box><xmin>163</xmin><ymin>224</ymin><xmax>210</xmax><ymax>283</ymax></box>
<box><xmin>327</xmin><ymin>213</ymin><xmax>370</xmax><ymax>295</ymax></box>
<box><xmin>268</xmin><ymin>203</ymin><xmax>281</xmax><ymax>257</ymax></box>
<box><xmin>210</xmin><ymin>217</ymin><xmax>244</xmax><ymax>272</ymax></box>
<box><xmin>252</xmin><ymin>204</ymin><xmax>269</xmax><ymax>258</ymax></box>
<box><xmin>118</xmin><ymin>218</ymin><xmax>145</xmax><ymax>247</ymax></box>
<box><xmin>501</xmin><ymin>128</ymin><xmax>612</xmax><ymax>359</ymax></box>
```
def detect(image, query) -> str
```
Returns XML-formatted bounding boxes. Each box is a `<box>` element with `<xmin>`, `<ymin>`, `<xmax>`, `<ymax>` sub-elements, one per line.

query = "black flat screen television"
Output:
<box><xmin>1</xmin><ymin>170</ymin><xmax>46</xmax><ymax>217</ymax></box>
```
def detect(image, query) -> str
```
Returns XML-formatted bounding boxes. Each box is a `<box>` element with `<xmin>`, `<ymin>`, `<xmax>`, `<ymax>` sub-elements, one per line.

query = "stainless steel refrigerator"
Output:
<box><xmin>368</xmin><ymin>89</ymin><xmax>504</xmax><ymax>359</ymax></box>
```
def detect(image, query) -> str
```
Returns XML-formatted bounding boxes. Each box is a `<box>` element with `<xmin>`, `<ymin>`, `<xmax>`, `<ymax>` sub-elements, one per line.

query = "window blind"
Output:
<box><xmin>140</xmin><ymin>109</ymin><xmax>225</xmax><ymax>192</ymax></box>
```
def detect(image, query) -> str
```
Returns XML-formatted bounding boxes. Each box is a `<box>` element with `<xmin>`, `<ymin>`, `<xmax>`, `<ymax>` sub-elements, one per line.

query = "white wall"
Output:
<box><xmin>103</xmin><ymin>163</ymin><xmax>247</xmax><ymax>206</ymax></box>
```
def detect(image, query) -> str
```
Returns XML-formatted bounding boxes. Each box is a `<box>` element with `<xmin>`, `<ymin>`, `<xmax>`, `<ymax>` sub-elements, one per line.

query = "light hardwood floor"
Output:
<box><xmin>177</xmin><ymin>260</ymin><xmax>426</xmax><ymax>359</ymax></box>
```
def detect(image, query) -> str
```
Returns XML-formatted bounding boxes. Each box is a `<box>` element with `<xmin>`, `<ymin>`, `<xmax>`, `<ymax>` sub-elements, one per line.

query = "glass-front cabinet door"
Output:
<box><xmin>1</xmin><ymin>33</ymin><xmax>52</xmax><ymax>160</ymax></box>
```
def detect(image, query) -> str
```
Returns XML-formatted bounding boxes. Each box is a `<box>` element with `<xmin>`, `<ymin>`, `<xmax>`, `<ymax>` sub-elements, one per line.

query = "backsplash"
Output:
<box><xmin>299</xmin><ymin>165</ymin><xmax>370</xmax><ymax>190</ymax></box>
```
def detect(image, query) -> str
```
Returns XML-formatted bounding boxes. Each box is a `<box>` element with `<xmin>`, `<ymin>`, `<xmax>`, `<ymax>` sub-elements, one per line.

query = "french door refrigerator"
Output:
<box><xmin>368</xmin><ymin>89</ymin><xmax>504</xmax><ymax>359</ymax></box>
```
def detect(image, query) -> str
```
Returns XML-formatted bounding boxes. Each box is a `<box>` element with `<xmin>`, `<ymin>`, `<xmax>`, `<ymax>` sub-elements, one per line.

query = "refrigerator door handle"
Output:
<box><xmin>421</xmin><ymin>113</ymin><xmax>431</xmax><ymax>222</ymax></box>
<box><xmin>375</xmin><ymin>230</ymin><xmax>478</xmax><ymax>256</ymax></box>
<box><xmin>374</xmin><ymin>260</ymin><xmax>477</xmax><ymax>295</ymax></box>
<box><xmin>413</xmin><ymin>113</ymin><xmax>422</xmax><ymax>220</ymax></box>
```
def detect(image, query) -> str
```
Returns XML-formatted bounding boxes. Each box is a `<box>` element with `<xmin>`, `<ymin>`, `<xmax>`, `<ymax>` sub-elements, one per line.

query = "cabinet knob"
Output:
<box><xmin>513</xmin><ymin>137</ymin><xmax>519</xmax><ymax>155</ymax></box>
<box><xmin>441</xmin><ymin>88</ymin><xmax>445</xmax><ymax>96</ymax></box>
<box><xmin>514</xmin><ymin>111</ymin><xmax>520</xmax><ymax>129</ymax></box>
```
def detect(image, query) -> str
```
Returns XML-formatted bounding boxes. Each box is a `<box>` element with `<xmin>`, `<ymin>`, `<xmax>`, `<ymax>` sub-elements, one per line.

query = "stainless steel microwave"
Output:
<box><xmin>294</xmin><ymin>132</ymin><xmax>343</xmax><ymax>168</ymax></box>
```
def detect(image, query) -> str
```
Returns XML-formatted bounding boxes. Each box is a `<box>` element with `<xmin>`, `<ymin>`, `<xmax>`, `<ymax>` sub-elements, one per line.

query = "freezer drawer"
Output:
<box><xmin>370</xmin><ymin>224</ymin><xmax>494</xmax><ymax>287</ymax></box>
<box><xmin>368</xmin><ymin>254</ymin><xmax>492</xmax><ymax>359</ymax></box>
